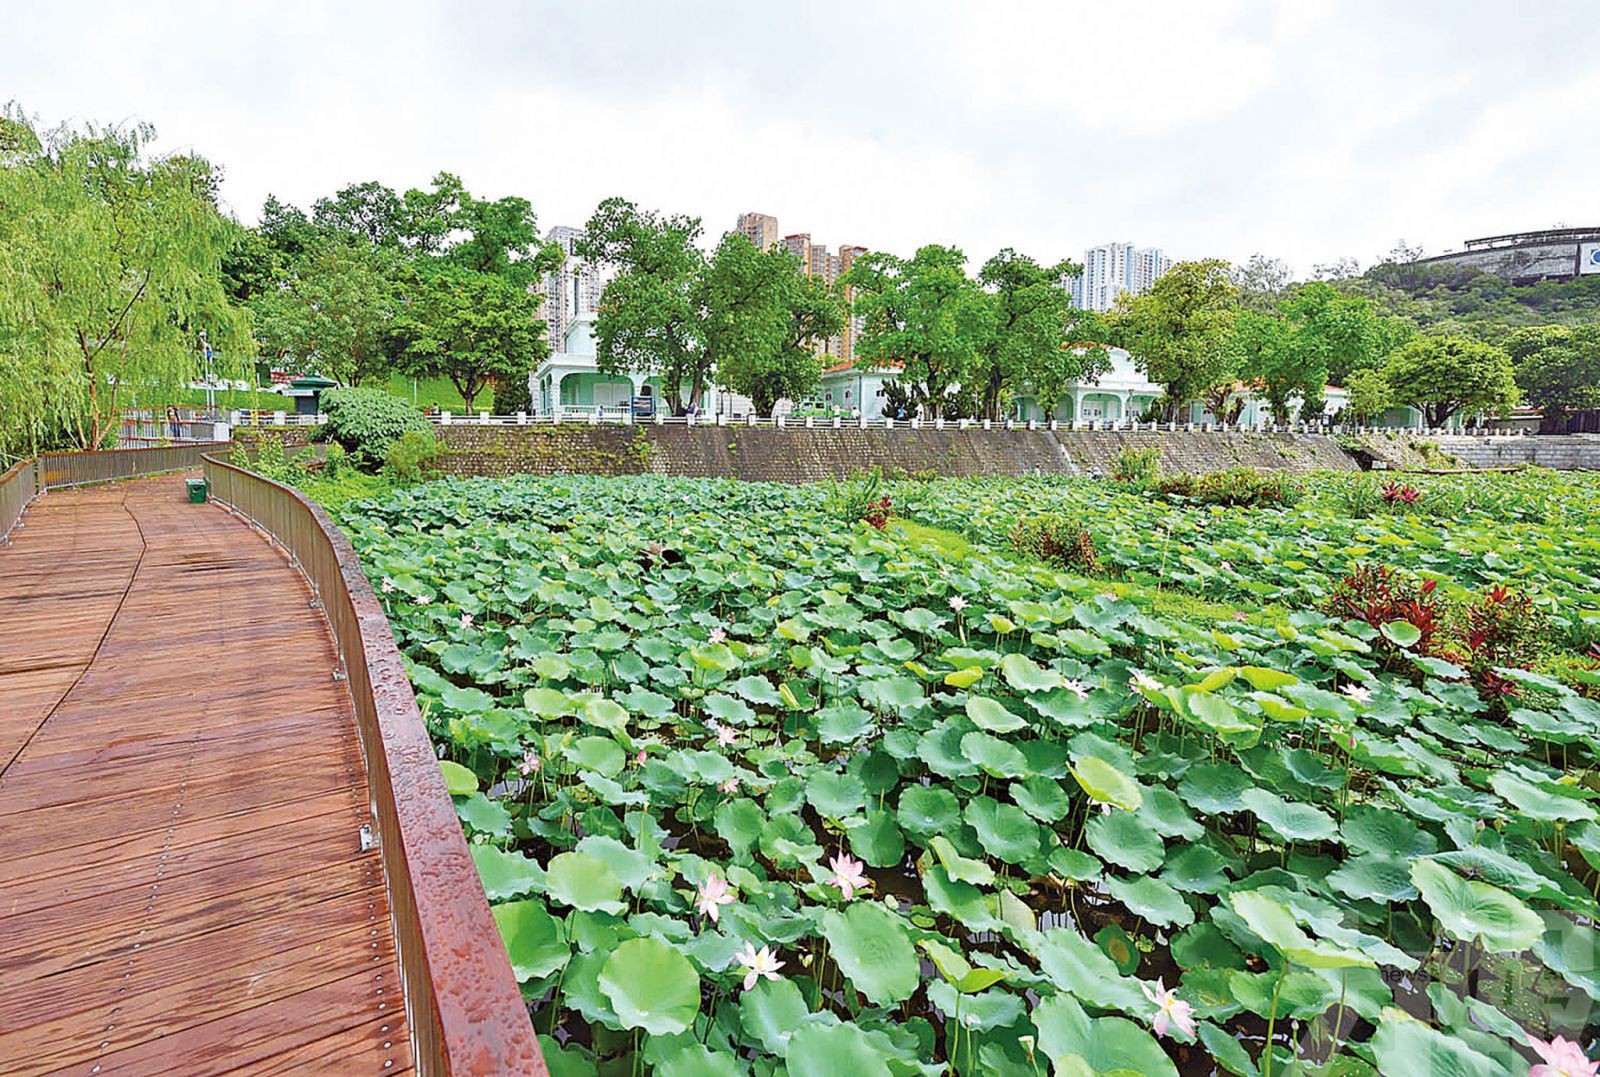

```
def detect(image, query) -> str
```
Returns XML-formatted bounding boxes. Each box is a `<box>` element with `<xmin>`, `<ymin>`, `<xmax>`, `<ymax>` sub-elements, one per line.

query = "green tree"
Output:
<box><xmin>446</xmin><ymin>188</ymin><xmax>558</xmax><ymax>288</ymax></box>
<box><xmin>700</xmin><ymin>234</ymin><xmax>843</xmax><ymax>416</ymax></box>
<box><xmin>974</xmin><ymin>249</ymin><xmax>1109</xmax><ymax>421</ymax></box>
<box><xmin>1230</xmin><ymin>310</ymin><xmax>1300</xmax><ymax>424</ymax></box>
<box><xmin>1114</xmin><ymin>259</ymin><xmax>1238</xmax><ymax>421</ymax></box>
<box><xmin>392</xmin><ymin>262</ymin><xmax>546</xmax><ymax>411</ymax></box>
<box><xmin>1281</xmin><ymin>281</ymin><xmax>1401</xmax><ymax>388</ymax></box>
<box><xmin>845</xmin><ymin>245</ymin><xmax>995</xmax><ymax>419</ymax></box>
<box><xmin>0</xmin><ymin>106</ymin><xmax>249</xmax><ymax>455</ymax></box>
<box><xmin>1231</xmin><ymin>254</ymin><xmax>1292</xmax><ymax>314</ymax></box>
<box><xmin>578</xmin><ymin>198</ymin><xmax>707</xmax><ymax>414</ymax></box>
<box><xmin>252</xmin><ymin>238</ymin><xmax>398</xmax><ymax>386</ymax></box>
<box><xmin>1341</xmin><ymin>368</ymin><xmax>1391</xmax><ymax>423</ymax></box>
<box><xmin>1505</xmin><ymin>324</ymin><xmax>1600</xmax><ymax>431</ymax></box>
<box><xmin>1383</xmin><ymin>335</ymin><xmax>1518</xmax><ymax>428</ymax></box>
<box><xmin>312</xmin><ymin>180</ymin><xmax>407</xmax><ymax>247</ymax></box>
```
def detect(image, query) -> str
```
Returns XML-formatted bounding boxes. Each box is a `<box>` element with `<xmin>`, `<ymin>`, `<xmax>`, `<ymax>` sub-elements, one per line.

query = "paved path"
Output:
<box><xmin>0</xmin><ymin>476</ymin><xmax>412</xmax><ymax>1075</ymax></box>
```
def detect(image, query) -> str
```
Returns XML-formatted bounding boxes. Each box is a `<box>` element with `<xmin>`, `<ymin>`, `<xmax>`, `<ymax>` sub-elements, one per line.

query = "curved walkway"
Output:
<box><xmin>0</xmin><ymin>476</ymin><xmax>412</xmax><ymax>1075</ymax></box>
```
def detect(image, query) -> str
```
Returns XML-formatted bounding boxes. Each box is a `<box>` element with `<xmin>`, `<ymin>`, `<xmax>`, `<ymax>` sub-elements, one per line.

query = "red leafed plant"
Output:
<box><xmin>1380</xmin><ymin>481</ymin><xmax>1421</xmax><ymax>506</ymax></box>
<box><xmin>1326</xmin><ymin>563</ymin><xmax>1445</xmax><ymax>653</ymax></box>
<box><xmin>862</xmin><ymin>496</ymin><xmax>893</xmax><ymax>531</ymax></box>
<box><xmin>1457</xmin><ymin>584</ymin><xmax>1546</xmax><ymax>674</ymax></box>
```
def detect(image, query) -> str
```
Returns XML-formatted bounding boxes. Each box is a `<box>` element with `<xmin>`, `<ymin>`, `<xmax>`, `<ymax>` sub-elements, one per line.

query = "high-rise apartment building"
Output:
<box><xmin>1064</xmin><ymin>242</ymin><xmax>1172</xmax><ymax>311</ymax></box>
<box><xmin>741</xmin><ymin>216</ymin><xmax>869</xmax><ymax>361</ymax></box>
<box><xmin>737</xmin><ymin>212</ymin><xmax>781</xmax><ymax>251</ymax></box>
<box><xmin>539</xmin><ymin>225</ymin><xmax>606</xmax><ymax>352</ymax></box>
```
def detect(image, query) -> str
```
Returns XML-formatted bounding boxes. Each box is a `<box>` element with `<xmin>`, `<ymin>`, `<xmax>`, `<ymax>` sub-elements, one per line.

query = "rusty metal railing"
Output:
<box><xmin>35</xmin><ymin>442</ymin><xmax>231</xmax><ymax>490</ymax></box>
<box><xmin>201</xmin><ymin>454</ymin><xmax>544</xmax><ymax>1077</ymax></box>
<box><xmin>1</xmin><ymin>460</ymin><xmax>37</xmax><ymax>544</ymax></box>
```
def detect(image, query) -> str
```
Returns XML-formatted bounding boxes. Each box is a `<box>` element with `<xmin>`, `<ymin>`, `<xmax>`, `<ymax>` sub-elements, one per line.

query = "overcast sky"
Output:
<box><xmin>5</xmin><ymin>1</ymin><xmax>1597</xmax><ymax>276</ymax></box>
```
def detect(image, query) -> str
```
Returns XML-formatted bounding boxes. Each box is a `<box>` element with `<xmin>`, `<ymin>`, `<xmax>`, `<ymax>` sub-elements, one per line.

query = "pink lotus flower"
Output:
<box><xmin>1140</xmin><ymin>979</ymin><xmax>1196</xmax><ymax>1041</ymax></box>
<box><xmin>827</xmin><ymin>851</ymin><xmax>869</xmax><ymax>900</ymax></box>
<box><xmin>518</xmin><ymin>749</ymin><xmax>541</xmax><ymax>776</ymax></box>
<box><xmin>717</xmin><ymin>726</ymin><xmax>738</xmax><ymax>747</ymax></box>
<box><xmin>709</xmin><ymin>626</ymin><xmax>727</xmax><ymax>644</ymax></box>
<box><xmin>1063</xmin><ymin>679</ymin><xmax>1090</xmax><ymax>699</ymax></box>
<box><xmin>734</xmin><ymin>942</ymin><xmax>785</xmax><ymax>990</ymax></box>
<box><xmin>633</xmin><ymin>749</ymin><xmax>647</xmax><ymax>767</ymax></box>
<box><xmin>1527</xmin><ymin>1033</ymin><xmax>1598</xmax><ymax>1077</ymax></box>
<box><xmin>949</xmin><ymin>595</ymin><xmax>968</xmax><ymax>612</ymax></box>
<box><xmin>1342</xmin><ymin>683</ymin><xmax>1372</xmax><ymax>703</ymax></box>
<box><xmin>718</xmin><ymin>778</ymin><xmax>739</xmax><ymax>794</ymax></box>
<box><xmin>459</xmin><ymin>612</ymin><xmax>474</xmax><ymax>629</ymax></box>
<box><xmin>380</xmin><ymin>577</ymin><xmax>396</xmax><ymax>594</ymax></box>
<box><xmin>696</xmin><ymin>873</ymin><xmax>736</xmax><ymax>923</ymax></box>
<box><xmin>1219</xmin><ymin>560</ymin><xmax>1234</xmax><ymax>572</ymax></box>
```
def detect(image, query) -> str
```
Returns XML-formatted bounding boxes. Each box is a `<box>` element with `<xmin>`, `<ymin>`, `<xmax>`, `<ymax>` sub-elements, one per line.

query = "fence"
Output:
<box><xmin>230</xmin><ymin>409</ymin><xmax>324</xmax><ymax>427</ymax></box>
<box><xmin>34</xmin><ymin>442</ymin><xmax>233</xmax><ymax>490</ymax></box>
<box><xmin>422</xmin><ymin>410</ymin><xmax>1517</xmax><ymax>438</ymax></box>
<box><xmin>2</xmin><ymin>442</ymin><xmax>232</xmax><ymax>544</ymax></box>
<box><xmin>201</xmin><ymin>454</ymin><xmax>545</xmax><ymax>1077</ymax></box>
<box><xmin>0</xmin><ymin>460</ymin><xmax>37</xmax><ymax>544</ymax></box>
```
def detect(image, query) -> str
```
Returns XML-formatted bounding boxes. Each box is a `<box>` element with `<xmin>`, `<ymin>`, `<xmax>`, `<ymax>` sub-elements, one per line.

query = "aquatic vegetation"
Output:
<box><xmin>340</xmin><ymin>472</ymin><xmax>1600</xmax><ymax>1075</ymax></box>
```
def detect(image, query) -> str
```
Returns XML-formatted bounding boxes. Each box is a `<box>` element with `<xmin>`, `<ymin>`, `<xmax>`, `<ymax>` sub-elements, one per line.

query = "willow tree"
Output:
<box><xmin>0</xmin><ymin>106</ymin><xmax>248</xmax><ymax>456</ymax></box>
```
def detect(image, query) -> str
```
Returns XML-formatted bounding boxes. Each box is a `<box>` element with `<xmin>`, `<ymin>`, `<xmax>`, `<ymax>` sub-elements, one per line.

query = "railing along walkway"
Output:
<box><xmin>0</xmin><ymin>476</ymin><xmax>412</xmax><ymax>1073</ymax></box>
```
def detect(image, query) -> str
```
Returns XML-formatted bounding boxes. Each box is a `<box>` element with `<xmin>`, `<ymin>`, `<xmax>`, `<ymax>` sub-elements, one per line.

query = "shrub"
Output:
<box><xmin>1155</xmin><ymin>468</ymin><xmax>1301</xmax><ymax>507</ymax></box>
<box><xmin>825</xmin><ymin>468</ymin><xmax>893</xmax><ymax>530</ymax></box>
<box><xmin>1334</xmin><ymin>476</ymin><xmax>1384</xmax><ymax>519</ymax></box>
<box><xmin>1380</xmin><ymin>480</ymin><xmax>1421</xmax><ymax>507</ymax></box>
<box><xmin>1325</xmin><ymin>563</ymin><xmax>1446</xmax><ymax>654</ymax></box>
<box><xmin>1457</xmin><ymin>585</ymin><xmax>1548</xmax><ymax>674</ymax></box>
<box><xmin>491</xmin><ymin>374</ymin><xmax>533</xmax><ymax>416</ymax></box>
<box><xmin>1010</xmin><ymin>514</ymin><xmax>1103</xmax><ymax>574</ymax></box>
<box><xmin>318</xmin><ymin>387</ymin><xmax>434</xmax><ymax>469</ymax></box>
<box><xmin>381</xmin><ymin>430</ymin><xmax>442</xmax><ymax>482</ymax></box>
<box><xmin>1110</xmin><ymin>446</ymin><xmax>1161</xmax><ymax>486</ymax></box>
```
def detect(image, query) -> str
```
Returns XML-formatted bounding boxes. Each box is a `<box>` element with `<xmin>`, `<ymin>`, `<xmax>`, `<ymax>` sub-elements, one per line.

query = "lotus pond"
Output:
<box><xmin>338</xmin><ymin>471</ymin><xmax>1600</xmax><ymax>1076</ymax></box>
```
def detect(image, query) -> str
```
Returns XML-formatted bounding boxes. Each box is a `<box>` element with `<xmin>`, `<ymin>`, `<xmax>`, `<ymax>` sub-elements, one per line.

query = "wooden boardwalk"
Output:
<box><xmin>0</xmin><ymin>476</ymin><xmax>413</xmax><ymax>1075</ymax></box>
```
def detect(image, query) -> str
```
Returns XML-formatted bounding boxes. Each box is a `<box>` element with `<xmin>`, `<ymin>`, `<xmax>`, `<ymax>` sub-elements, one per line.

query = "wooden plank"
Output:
<box><xmin>0</xmin><ymin>476</ymin><xmax>413</xmax><ymax>1072</ymax></box>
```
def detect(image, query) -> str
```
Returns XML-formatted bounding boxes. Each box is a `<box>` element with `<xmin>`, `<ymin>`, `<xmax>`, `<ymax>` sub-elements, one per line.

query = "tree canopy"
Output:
<box><xmin>699</xmin><ymin>234</ymin><xmax>843</xmax><ymax>416</ymax></box>
<box><xmin>251</xmin><ymin>238</ymin><xmax>398</xmax><ymax>386</ymax></box>
<box><xmin>1383</xmin><ymin>335</ymin><xmax>1518</xmax><ymax>427</ymax></box>
<box><xmin>577</xmin><ymin>198</ymin><xmax>707</xmax><ymax>414</ymax></box>
<box><xmin>845</xmin><ymin>245</ymin><xmax>996</xmax><ymax>420</ymax></box>
<box><xmin>249</xmin><ymin>171</ymin><xmax>556</xmax><ymax>399</ymax></box>
<box><xmin>393</xmin><ymin>262</ymin><xmax>547</xmax><ymax>411</ymax></box>
<box><xmin>974</xmin><ymin>249</ymin><xmax>1109</xmax><ymax>422</ymax></box>
<box><xmin>1113</xmin><ymin>259</ymin><xmax>1238</xmax><ymax>421</ymax></box>
<box><xmin>1505</xmin><ymin>324</ymin><xmax>1600</xmax><ymax>431</ymax></box>
<box><xmin>0</xmin><ymin>106</ymin><xmax>248</xmax><ymax>455</ymax></box>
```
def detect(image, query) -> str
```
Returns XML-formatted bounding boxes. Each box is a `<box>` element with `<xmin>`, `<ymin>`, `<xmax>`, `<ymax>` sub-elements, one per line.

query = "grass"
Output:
<box><xmin>139</xmin><ymin>374</ymin><xmax>478</xmax><ymax>417</ymax></box>
<box><xmin>890</xmin><ymin>518</ymin><xmax>1290</xmax><ymax>629</ymax></box>
<box><xmin>384</xmin><ymin>374</ymin><xmax>474</xmax><ymax>412</ymax></box>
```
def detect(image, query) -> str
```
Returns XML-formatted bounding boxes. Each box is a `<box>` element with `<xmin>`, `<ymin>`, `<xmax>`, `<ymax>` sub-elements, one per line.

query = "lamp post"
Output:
<box><xmin>200</xmin><ymin>330</ymin><xmax>215</xmax><ymax>414</ymax></box>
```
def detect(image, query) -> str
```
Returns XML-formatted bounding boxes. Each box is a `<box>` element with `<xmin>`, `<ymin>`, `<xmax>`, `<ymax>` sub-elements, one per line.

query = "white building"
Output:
<box><xmin>539</xmin><ymin>226</ymin><xmax>606</xmax><ymax>356</ymax></box>
<box><xmin>816</xmin><ymin>361</ymin><xmax>901</xmax><ymax>420</ymax></box>
<box><xmin>530</xmin><ymin>313</ymin><xmax>745</xmax><ymax>419</ymax></box>
<box><xmin>1065</xmin><ymin>242</ymin><xmax>1173</xmax><ymax>311</ymax></box>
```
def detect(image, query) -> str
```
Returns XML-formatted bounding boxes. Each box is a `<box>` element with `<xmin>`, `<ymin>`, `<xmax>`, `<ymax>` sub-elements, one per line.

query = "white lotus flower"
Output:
<box><xmin>735</xmin><ymin>942</ymin><xmax>785</xmax><ymax>990</ymax></box>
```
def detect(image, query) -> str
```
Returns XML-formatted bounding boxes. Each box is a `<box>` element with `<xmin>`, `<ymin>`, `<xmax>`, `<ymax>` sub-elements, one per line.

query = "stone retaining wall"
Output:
<box><xmin>434</xmin><ymin>424</ymin><xmax>1361</xmax><ymax>481</ymax></box>
<box><xmin>1433</xmin><ymin>435</ymin><xmax>1600</xmax><ymax>470</ymax></box>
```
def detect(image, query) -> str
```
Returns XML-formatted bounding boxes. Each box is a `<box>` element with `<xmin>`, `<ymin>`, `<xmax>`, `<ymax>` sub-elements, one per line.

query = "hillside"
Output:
<box><xmin>1339</xmin><ymin>262</ymin><xmax>1600</xmax><ymax>337</ymax></box>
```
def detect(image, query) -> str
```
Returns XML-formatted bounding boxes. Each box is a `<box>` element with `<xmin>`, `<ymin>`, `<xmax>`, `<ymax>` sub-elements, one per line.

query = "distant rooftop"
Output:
<box><xmin>1462</xmin><ymin>226</ymin><xmax>1600</xmax><ymax>251</ymax></box>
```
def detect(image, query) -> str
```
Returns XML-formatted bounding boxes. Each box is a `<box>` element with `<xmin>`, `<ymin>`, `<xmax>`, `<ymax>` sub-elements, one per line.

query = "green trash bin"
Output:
<box><xmin>186</xmin><ymin>478</ymin><xmax>208</xmax><ymax>504</ymax></box>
